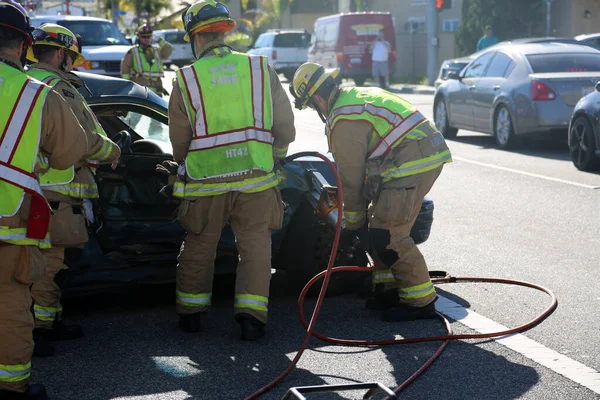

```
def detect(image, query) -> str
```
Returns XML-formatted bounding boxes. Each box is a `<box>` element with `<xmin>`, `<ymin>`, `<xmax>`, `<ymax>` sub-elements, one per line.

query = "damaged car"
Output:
<box><xmin>59</xmin><ymin>71</ymin><xmax>436</xmax><ymax>297</ymax></box>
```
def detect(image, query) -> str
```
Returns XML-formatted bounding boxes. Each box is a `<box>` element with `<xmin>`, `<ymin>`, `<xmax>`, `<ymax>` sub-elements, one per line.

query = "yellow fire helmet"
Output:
<box><xmin>182</xmin><ymin>0</ymin><xmax>236</xmax><ymax>42</ymax></box>
<box><xmin>290</xmin><ymin>62</ymin><xmax>340</xmax><ymax>110</ymax></box>
<box><xmin>27</xmin><ymin>23</ymin><xmax>85</xmax><ymax>67</ymax></box>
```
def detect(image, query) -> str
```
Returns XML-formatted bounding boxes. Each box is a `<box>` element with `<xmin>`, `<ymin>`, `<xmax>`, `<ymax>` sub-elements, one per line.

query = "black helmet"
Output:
<box><xmin>0</xmin><ymin>1</ymin><xmax>34</xmax><ymax>48</ymax></box>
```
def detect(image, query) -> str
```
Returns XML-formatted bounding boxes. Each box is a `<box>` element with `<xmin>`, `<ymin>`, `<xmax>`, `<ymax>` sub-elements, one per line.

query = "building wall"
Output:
<box><xmin>568</xmin><ymin>0</ymin><xmax>600</xmax><ymax>36</ymax></box>
<box><xmin>550</xmin><ymin>0</ymin><xmax>600</xmax><ymax>37</ymax></box>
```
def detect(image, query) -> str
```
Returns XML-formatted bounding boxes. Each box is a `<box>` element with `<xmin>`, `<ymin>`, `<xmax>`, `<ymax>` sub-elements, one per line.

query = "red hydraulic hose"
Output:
<box><xmin>245</xmin><ymin>152</ymin><xmax>558</xmax><ymax>399</ymax></box>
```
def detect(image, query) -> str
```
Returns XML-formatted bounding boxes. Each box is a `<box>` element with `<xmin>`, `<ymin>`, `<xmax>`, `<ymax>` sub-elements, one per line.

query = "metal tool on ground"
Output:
<box><xmin>244</xmin><ymin>151</ymin><xmax>558</xmax><ymax>400</ymax></box>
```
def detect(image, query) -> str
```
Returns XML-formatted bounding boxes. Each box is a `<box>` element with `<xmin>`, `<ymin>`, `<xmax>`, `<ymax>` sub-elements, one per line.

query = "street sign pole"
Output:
<box><xmin>427</xmin><ymin>0</ymin><xmax>438</xmax><ymax>86</ymax></box>
<box><xmin>545</xmin><ymin>0</ymin><xmax>552</xmax><ymax>37</ymax></box>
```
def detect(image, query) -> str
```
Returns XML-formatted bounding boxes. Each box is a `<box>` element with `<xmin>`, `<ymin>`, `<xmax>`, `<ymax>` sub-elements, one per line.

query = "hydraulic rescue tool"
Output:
<box><xmin>243</xmin><ymin>152</ymin><xmax>558</xmax><ymax>400</ymax></box>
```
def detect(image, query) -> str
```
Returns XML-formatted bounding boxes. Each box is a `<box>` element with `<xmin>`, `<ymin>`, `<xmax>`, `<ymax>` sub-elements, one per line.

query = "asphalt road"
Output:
<box><xmin>29</xmin><ymin>74</ymin><xmax>600</xmax><ymax>399</ymax></box>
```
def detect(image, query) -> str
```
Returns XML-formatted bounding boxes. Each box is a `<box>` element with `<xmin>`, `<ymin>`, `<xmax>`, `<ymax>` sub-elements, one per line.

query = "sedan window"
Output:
<box><xmin>485</xmin><ymin>52</ymin><xmax>514</xmax><ymax>78</ymax></box>
<box><xmin>119</xmin><ymin>112</ymin><xmax>169</xmax><ymax>143</ymax></box>
<box><xmin>463</xmin><ymin>52</ymin><xmax>495</xmax><ymax>78</ymax></box>
<box><xmin>526</xmin><ymin>53</ymin><xmax>600</xmax><ymax>73</ymax></box>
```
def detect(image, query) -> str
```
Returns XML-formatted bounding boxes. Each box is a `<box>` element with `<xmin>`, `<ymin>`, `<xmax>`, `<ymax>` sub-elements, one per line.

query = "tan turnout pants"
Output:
<box><xmin>31</xmin><ymin>246</ymin><xmax>66</xmax><ymax>329</ymax></box>
<box><xmin>0</xmin><ymin>243</ymin><xmax>46</xmax><ymax>393</ymax></box>
<box><xmin>175</xmin><ymin>187</ymin><xmax>284</xmax><ymax>324</ymax></box>
<box><xmin>369</xmin><ymin>166</ymin><xmax>443</xmax><ymax>307</ymax></box>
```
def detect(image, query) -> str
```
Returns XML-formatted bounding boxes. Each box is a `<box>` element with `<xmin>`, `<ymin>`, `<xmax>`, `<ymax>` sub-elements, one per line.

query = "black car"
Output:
<box><xmin>59</xmin><ymin>71</ymin><xmax>436</xmax><ymax>297</ymax></box>
<box><xmin>568</xmin><ymin>81</ymin><xmax>600</xmax><ymax>171</ymax></box>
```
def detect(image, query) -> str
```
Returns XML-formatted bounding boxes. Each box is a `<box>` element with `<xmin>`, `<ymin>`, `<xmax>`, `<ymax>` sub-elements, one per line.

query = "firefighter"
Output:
<box><xmin>290</xmin><ymin>62</ymin><xmax>453</xmax><ymax>322</ymax></box>
<box><xmin>120</xmin><ymin>24</ymin><xmax>173</xmax><ymax>97</ymax></box>
<box><xmin>0</xmin><ymin>2</ymin><xmax>93</xmax><ymax>398</ymax></box>
<box><xmin>168</xmin><ymin>0</ymin><xmax>295</xmax><ymax>341</ymax></box>
<box><xmin>25</xmin><ymin>23</ymin><xmax>121</xmax><ymax>355</ymax></box>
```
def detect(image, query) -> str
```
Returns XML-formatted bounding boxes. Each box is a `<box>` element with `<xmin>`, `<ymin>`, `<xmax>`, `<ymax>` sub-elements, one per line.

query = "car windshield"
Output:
<box><xmin>58</xmin><ymin>20</ymin><xmax>130</xmax><ymax>46</ymax></box>
<box><xmin>164</xmin><ymin>32</ymin><xmax>187</xmax><ymax>45</ymax></box>
<box><xmin>526</xmin><ymin>53</ymin><xmax>600</xmax><ymax>73</ymax></box>
<box><xmin>273</xmin><ymin>33</ymin><xmax>310</xmax><ymax>48</ymax></box>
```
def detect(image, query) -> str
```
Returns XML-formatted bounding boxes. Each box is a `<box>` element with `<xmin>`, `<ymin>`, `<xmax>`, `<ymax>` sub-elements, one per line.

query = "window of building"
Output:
<box><xmin>407</xmin><ymin>17</ymin><xmax>426</xmax><ymax>33</ymax></box>
<box><xmin>442</xmin><ymin>19</ymin><xmax>460</xmax><ymax>33</ymax></box>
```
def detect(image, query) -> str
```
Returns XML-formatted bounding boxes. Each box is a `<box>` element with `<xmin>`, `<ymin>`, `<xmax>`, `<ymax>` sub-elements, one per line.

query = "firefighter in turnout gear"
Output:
<box><xmin>26</xmin><ymin>23</ymin><xmax>121</xmax><ymax>355</ymax></box>
<box><xmin>290</xmin><ymin>62</ymin><xmax>452</xmax><ymax>322</ymax></box>
<box><xmin>0</xmin><ymin>2</ymin><xmax>91</xmax><ymax>398</ymax></box>
<box><xmin>120</xmin><ymin>24</ymin><xmax>173</xmax><ymax>97</ymax></box>
<box><xmin>169</xmin><ymin>0</ymin><xmax>295</xmax><ymax>340</ymax></box>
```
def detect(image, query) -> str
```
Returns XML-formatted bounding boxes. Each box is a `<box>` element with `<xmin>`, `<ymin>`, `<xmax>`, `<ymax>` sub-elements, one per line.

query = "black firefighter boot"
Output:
<box><xmin>381</xmin><ymin>297</ymin><xmax>439</xmax><ymax>322</ymax></box>
<box><xmin>47</xmin><ymin>320</ymin><xmax>84</xmax><ymax>341</ymax></box>
<box><xmin>178</xmin><ymin>312</ymin><xmax>204</xmax><ymax>333</ymax></box>
<box><xmin>236</xmin><ymin>313</ymin><xmax>265</xmax><ymax>341</ymax></box>
<box><xmin>0</xmin><ymin>384</ymin><xmax>48</xmax><ymax>400</ymax></box>
<box><xmin>32</xmin><ymin>331</ymin><xmax>54</xmax><ymax>358</ymax></box>
<box><xmin>365</xmin><ymin>284</ymin><xmax>400</xmax><ymax>311</ymax></box>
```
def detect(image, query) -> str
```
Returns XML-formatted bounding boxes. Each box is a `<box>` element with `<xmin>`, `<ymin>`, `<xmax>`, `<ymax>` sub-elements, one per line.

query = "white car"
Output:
<box><xmin>247</xmin><ymin>29</ymin><xmax>311</xmax><ymax>81</ymax></box>
<box><xmin>30</xmin><ymin>15</ymin><xmax>131</xmax><ymax>77</ymax></box>
<box><xmin>152</xmin><ymin>29</ymin><xmax>194</xmax><ymax>68</ymax></box>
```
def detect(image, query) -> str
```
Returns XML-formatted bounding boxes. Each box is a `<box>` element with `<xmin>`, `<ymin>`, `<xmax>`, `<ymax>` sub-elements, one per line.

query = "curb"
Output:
<box><xmin>394</xmin><ymin>87</ymin><xmax>436</xmax><ymax>95</ymax></box>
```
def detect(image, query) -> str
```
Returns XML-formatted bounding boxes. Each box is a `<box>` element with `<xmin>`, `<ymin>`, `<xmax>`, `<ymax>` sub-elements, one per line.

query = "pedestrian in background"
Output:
<box><xmin>369</xmin><ymin>30</ymin><xmax>391</xmax><ymax>89</ymax></box>
<box><xmin>477</xmin><ymin>25</ymin><xmax>499</xmax><ymax>51</ymax></box>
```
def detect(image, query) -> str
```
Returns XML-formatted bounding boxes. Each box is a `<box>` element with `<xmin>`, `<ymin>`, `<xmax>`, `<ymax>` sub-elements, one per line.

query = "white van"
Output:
<box><xmin>247</xmin><ymin>29</ymin><xmax>311</xmax><ymax>81</ymax></box>
<box><xmin>152</xmin><ymin>29</ymin><xmax>194</xmax><ymax>68</ymax></box>
<box><xmin>30</xmin><ymin>15</ymin><xmax>131</xmax><ymax>77</ymax></box>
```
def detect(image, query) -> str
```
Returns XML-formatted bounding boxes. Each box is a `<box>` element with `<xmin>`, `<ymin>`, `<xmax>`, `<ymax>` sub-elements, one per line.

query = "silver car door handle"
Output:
<box><xmin>493</xmin><ymin>85</ymin><xmax>500</xmax><ymax>91</ymax></box>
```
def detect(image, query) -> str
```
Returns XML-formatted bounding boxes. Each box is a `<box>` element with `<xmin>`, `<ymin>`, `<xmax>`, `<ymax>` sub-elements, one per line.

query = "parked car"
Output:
<box><xmin>59</xmin><ymin>71</ymin><xmax>435</xmax><ymax>297</ymax></box>
<box><xmin>30</xmin><ymin>15</ymin><xmax>131</xmax><ymax>77</ymax></box>
<box><xmin>247</xmin><ymin>29</ymin><xmax>311</xmax><ymax>81</ymax></box>
<box><xmin>433</xmin><ymin>42</ymin><xmax>600</xmax><ymax>149</ymax></box>
<box><xmin>568</xmin><ymin>81</ymin><xmax>600</xmax><ymax>171</ymax></box>
<box><xmin>151</xmin><ymin>29</ymin><xmax>194</xmax><ymax>68</ymax></box>
<box><xmin>308</xmin><ymin>12</ymin><xmax>396</xmax><ymax>86</ymax></box>
<box><xmin>435</xmin><ymin>37</ymin><xmax>592</xmax><ymax>88</ymax></box>
<box><xmin>575</xmin><ymin>33</ymin><xmax>600</xmax><ymax>50</ymax></box>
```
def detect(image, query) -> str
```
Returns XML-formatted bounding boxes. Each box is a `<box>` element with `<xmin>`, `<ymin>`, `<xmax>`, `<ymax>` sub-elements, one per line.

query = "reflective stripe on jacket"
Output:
<box><xmin>174</xmin><ymin>47</ymin><xmax>277</xmax><ymax>197</ymax></box>
<box><xmin>327</xmin><ymin>87</ymin><xmax>452</xmax><ymax>183</ymax></box>
<box><xmin>131</xmin><ymin>45</ymin><xmax>164</xmax><ymax>81</ymax></box>
<box><xmin>28</xmin><ymin>67</ymin><xmax>109</xmax><ymax>198</ymax></box>
<box><xmin>0</xmin><ymin>63</ymin><xmax>52</xmax><ymax>247</ymax></box>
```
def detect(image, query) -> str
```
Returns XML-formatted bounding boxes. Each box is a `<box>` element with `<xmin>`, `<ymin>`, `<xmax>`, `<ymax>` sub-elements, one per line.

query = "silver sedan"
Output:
<box><xmin>433</xmin><ymin>42</ymin><xmax>600</xmax><ymax>149</ymax></box>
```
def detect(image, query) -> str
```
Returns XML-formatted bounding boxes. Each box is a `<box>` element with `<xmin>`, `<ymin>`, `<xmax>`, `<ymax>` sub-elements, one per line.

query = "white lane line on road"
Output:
<box><xmin>436</xmin><ymin>296</ymin><xmax>600</xmax><ymax>394</ymax></box>
<box><xmin>453</xmin><ymin>156</ymin><xmax>600</xmax><ymax>189</ymax></box>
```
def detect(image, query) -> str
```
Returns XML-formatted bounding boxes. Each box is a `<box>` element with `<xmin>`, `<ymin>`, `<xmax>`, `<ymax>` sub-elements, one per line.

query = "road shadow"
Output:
<box><xmin>30</xmin><ymin>273</ymin><xmax>539</xmax><ymax>400</ymax></box>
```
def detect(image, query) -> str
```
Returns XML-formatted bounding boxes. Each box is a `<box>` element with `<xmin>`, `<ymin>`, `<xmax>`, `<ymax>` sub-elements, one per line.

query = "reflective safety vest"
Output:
<box><xmin>0</xmin><ymin>63</ymin><xmax>51</xmax><ymax>248</ymax></box>
<box><xmin>131</xmin><ymin>45</ymin><xmax>164</xmax><ymax>81</ymax></box>
<box><xmin>327</xmin><ymin>87</ymin><xmax>452</xmax><ymax>183</ymax></box>
<box><xmin>27</xmin><ymin>68</ymin><xmax>110</xmax><ymax>199</ymax></box>
<box><xmin>174</xmin><ymin>47</ymin><xmax>278</xmax><ymax>197</ymax></box>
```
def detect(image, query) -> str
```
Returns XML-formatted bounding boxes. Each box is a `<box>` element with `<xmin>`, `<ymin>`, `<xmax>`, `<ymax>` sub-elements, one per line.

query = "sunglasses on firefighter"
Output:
<box><xmin>183</xmin><ymin>2</ymin><xmax>230</xmax><ymax>32</ymax></box>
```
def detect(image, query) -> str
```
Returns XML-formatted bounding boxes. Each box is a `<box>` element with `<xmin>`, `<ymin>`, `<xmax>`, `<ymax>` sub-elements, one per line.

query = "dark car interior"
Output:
<box><xmin>87</xmin><ymin>104</ymin><xmax>182</xmax><ymax>252</ymax></box>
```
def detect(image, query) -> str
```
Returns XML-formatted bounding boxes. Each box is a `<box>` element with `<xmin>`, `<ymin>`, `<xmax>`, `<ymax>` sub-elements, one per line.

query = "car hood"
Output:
<box><xmin>83</xmin><ymin>45</ymin><xmax>131</xmax><ymax>61</ymax></box>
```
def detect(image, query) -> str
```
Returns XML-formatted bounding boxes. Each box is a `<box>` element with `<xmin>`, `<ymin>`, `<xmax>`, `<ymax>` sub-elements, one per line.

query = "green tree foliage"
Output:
<box><xmin>456</xmin><ymin>0</ymin><xmax>545</xmax><ymax>55</ymax></box>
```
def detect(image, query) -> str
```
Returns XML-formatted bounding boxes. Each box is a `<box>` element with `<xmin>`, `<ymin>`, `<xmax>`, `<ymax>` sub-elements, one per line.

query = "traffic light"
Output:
<box><xmin>437</xmin><ymin>0</ymin><xmax>451</xmax><ymax>10</ymax></box>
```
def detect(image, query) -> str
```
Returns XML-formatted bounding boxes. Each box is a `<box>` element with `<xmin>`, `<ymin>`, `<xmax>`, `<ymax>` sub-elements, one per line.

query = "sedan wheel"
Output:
<box><xmin>569</xmin><ymin>116</ymin><xmax>600</xmax><ymax>171</ymax></box>
<box><xmin>434</xmin><ymin>98</ymin><xmax>458</xmax><ymax>139</ymax></box>
<box><xmin>494</xmin><ymin>106</ymin><xmax>516</xmax><ymax>149</ymax></box>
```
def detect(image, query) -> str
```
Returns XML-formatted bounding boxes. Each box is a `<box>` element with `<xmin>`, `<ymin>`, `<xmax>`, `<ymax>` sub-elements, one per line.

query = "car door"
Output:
<box><xmin>448</xmin><ymin>52</ymin><xmax>494</xmax><ymax>129</ymax></box>
<box><xmin>471</xmin><ymin>52</ymin><xmax>515</xmax><ymax>132</ymax></box>
<box><xmin>86</xmin><ymin>97</ymin><xmax>183</xmax><ymax>252</ymax></box>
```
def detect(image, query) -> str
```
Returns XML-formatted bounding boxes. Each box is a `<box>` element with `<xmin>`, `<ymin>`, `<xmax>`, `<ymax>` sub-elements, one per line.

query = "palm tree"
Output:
<box><xmin>253</xmin><ymin>0</ymin><xmax>295</xmax><ymax>30</ymax></box>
